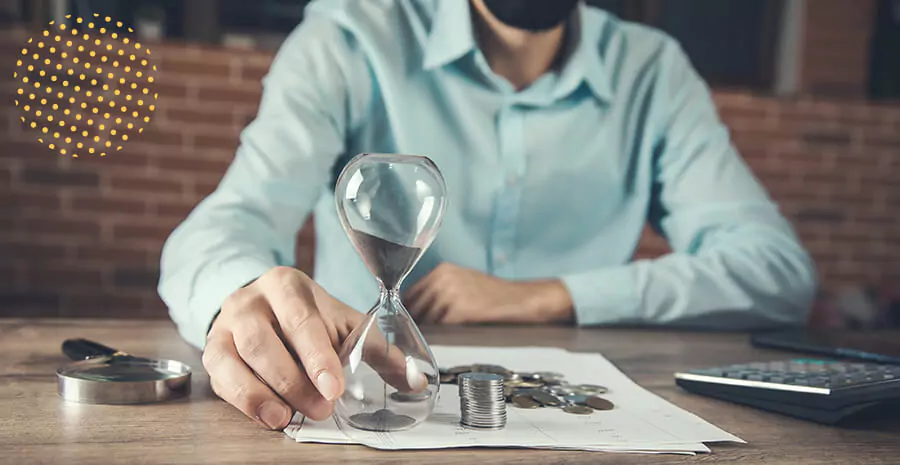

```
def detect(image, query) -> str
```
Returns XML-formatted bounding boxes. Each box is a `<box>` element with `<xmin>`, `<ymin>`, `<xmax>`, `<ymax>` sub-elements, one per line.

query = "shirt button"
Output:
<box><xmin>506</xmin><ymin>175</ymin><xmax>517</xmax><ymax>187</ymax></box>
<box><xmin>495</xmin><ymin>253</ymin><xmax>507</xmax><ymax>265</ymax></box>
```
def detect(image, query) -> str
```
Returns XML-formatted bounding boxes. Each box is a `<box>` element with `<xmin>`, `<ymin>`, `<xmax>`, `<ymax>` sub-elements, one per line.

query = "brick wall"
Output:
<box><xmin>1</xmin><ymin>25</ymin><xmax>899</xmax><ymax>320</ymax></box>
<box><xmin>799</xmin><ymin>0</ymin><xmax>878</xmax><ymax>97</ymax></box>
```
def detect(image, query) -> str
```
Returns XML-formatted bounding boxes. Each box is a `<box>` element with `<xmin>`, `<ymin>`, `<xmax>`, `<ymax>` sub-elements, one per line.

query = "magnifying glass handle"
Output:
<box><xmin>62</xmin><ymin>338</ymin><xmax>123</xmax><ymax>361</ymax></box>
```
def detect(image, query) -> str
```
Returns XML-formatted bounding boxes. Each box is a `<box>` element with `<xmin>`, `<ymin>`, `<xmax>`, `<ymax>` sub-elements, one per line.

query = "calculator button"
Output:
<box><xmin>883</xmin><ymin>374</ymin><xmax>895</xmax><ymax>380</ymax></box>
<box><xmin>792</xmin><ymin>379</ymin><xmax>809</xmax><ymax>386</ymax></box>
<box><xmin>768</xmin><ymin>376</ymin><xmax>786</xmax><ymax>384</ymax></box>
<box><xmin>746</xmin><ymin>374</ymin><xmax>766</xmax><ymax>381</ymax></box>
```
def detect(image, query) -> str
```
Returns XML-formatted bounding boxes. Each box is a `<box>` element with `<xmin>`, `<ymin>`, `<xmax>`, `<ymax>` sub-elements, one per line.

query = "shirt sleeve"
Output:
<box><xmin>561</xmin><ymin>40</ymin><xmax>818</xmax><ymax>330</ymax></box>
<box><xmin>158</xmin><ymin>15</ymin><xmax>372</xmax><ymax>350</ymax></box>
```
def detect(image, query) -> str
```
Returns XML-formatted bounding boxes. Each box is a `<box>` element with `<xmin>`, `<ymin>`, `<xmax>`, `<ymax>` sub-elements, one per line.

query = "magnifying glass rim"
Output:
<box><xmin>57</xmin><ymin>355</ymin><xmax>193</xmax><ymax>405</ymax></box>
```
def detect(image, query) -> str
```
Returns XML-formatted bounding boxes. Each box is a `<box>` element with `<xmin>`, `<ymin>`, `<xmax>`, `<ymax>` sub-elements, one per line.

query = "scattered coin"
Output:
<box><xmin>506</xmin><ymin>379</ymin><xmax>543</xmax><ymax>389</ymax></box>
<box><xmin>504</xmin><ymin>372</ymin><xmax>523</xmax><ymax>382</ymax></box>
<box><xmin>390</xmin><ymin>389</ymin><xmax>432</xmax><ymax>403</ymax></box>
<box><xmin>585</xmin><ymin>396</ymin><xmax>615</xmax><ymax>411</ymax></box>
<box><xmin>511</xmin><ymin>394</ymin><xmax>540</xmax><ymax>409</ymax></box>
<box><xmin>535</xmin><ymin>372</ymin><xmax>565</xmax><ymax>384</ymax></box>
<box><xmin>563</xmin><ymin>394</ymin><xmax>589</xmax><ymax>405</ymax></box>
<box><xmin>562</xmin><ymin>405</ymin><xmax>594</xmax><ymax>415</ymax></box>
<box><xmin>577</xmin><ymin>384</ymin><xmax>609</xmax><ymax>394</ymax></box>
<box><xmin>445</xmin><ymin>363</ymin><xmax>610</xmax><ymax>418</ymax></box>
<box><xmin>549</xmin><ymin>386</ymin><xmax>575</xmax><ymax>396</ymax></box>
<box><xmin>528</xmin><ymin>390</ymin><xmax>563</xmax><ymax>407</ymax></box>
<box><xmin>448</xmin><ymin>365</ymin><xmax>474</xmax><ymax>375</ymax></box>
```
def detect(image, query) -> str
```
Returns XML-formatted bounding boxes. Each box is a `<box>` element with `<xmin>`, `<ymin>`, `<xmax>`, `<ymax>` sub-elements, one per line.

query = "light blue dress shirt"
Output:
<box><xmin>159</xmin><ymin>0</ymin><xmax>817</xmax><ymax>349</ymax></box>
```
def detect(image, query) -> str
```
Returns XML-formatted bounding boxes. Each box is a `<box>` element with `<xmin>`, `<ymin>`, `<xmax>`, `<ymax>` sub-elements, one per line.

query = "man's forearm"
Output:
<box><xmin>560</xmin><ymin>221</ymin><xmax>818</xmax><ymax>329</ymax></box>
<box><xmin>520</xmin><ymin>279</ymin><xmax>575</xmax><ymax>323</ymax></box>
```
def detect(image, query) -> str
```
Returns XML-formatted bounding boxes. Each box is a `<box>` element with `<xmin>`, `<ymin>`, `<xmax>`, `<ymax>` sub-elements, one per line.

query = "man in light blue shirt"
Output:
<box><xmin>159</xmin><ymin>0</ymin><xmax>817</xmax><ymax>430</ymax></box>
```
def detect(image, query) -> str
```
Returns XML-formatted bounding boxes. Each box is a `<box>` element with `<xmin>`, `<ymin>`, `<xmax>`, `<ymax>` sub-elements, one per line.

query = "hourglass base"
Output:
<box><xmin>348</xmin><ymin>409</ymin><xmax>418</xmax><ymax>432</ymax></box>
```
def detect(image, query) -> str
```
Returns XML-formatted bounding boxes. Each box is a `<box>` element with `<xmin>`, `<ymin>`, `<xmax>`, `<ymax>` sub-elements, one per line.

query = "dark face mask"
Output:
<box><xmin>480</xmin><ymin>0</ymin><xmax>580</xmax><ymax>32</ymax></box>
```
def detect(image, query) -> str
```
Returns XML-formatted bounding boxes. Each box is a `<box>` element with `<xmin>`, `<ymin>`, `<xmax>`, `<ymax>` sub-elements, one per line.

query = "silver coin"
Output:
<box><xmin>349</xmin><ymin>409</ymin><xmax>417</xmax><ymax>431</ymax></box>
<box><xmin>389</xmin><ymin>389</ymin><xmax>432</xmax><ymax>403</ymax></box>
<box><xmin>470</xmin><ymin>364</ymin><xmax>513</xmax><ymax>376</ymax></box>
<box><xmin>458</xmin><ymin>372</ymin><xmax>505</xmax><ymax>383</ymax></box>
<box><xmin>577</xmin><ymin>384</ymin><xmax>609</xmax><ymax>394</ymax></box>
<box><xmin>527</xmin><ymin>390</ymin><xmax>562</xmax><ymax>407</ymax></box>
<box><xmin>448</xmin><ymin>365</ymin><xmax>473</xmax><ymax>375</ymax></box>
<box><xmin>535</xmin><ymin>372</ymin><xmax>565</xmax><ymax>384</ymax></box>
<box><xmin>549</xmin><ymin>386</ymin><xmax>575</xmax><ymax>396</ymax></box>
<box><xmin>563</xmin><ymin>394</ymin><xmax>589</xmax><ymax>405</ymax></box>
<box><xmin>459</xmin><ymin>372</ymin><xmax>506</xmax><ymax>429</ymax></box>
<box><xmin>504</xmin><ymin>372</ymin><xmax>523</xmax><ymax>382</ymax></box>
<box><xmin>562</xmin><ymin>405</ymin><xmax>594</xmax><ymax>415</ymax></box>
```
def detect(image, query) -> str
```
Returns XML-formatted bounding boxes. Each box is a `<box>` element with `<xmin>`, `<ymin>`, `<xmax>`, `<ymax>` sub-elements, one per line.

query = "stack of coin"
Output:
<box><xmin>458</xmin><ymin>373</ymin><xmax>507</xmax><ymax>430</ymax></box>
<box><xmin>441</xmin><ymin>364</ymin><xmax>616</xmax><ymax>416</ymax></box>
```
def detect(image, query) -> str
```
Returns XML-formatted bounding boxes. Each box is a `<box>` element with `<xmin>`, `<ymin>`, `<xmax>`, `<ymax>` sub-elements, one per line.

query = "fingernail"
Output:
<box><xmin>257</xmin><ymin>401</ymin><xmax>290</xmax><ymax>430</ymax></box>
<box><xmin>316</xmin><ymin>371</ymin><xmax>341</xmax><ymax>401</ymax></box>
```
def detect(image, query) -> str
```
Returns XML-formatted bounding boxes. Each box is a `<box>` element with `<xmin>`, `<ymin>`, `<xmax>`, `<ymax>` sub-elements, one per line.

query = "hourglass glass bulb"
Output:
<box><xmin>332</xmin><ymin>153</ymin><xmax>448</xmax><ymax>433</ymax></box>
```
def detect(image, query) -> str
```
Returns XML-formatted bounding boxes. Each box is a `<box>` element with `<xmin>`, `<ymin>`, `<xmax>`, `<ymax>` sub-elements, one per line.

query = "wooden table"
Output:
<box><xmin>1</xmin><ymin>319</ymin><xmax>898</xmax><ymax>464</ymax></box>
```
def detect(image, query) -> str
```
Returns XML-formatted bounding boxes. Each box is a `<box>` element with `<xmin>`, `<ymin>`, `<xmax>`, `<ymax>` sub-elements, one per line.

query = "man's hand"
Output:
<box><xmin>203</xmin><ymin>266</ymin><xmax>416</xmax><ymax>431</ymax></box>
<box><xmin>403</xmin><ymin>263</ymin><xmax>574</xmax><ymax>325</ymax></box>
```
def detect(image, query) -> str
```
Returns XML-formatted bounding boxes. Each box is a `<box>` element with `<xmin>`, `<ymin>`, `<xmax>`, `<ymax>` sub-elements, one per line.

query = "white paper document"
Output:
<box><xmin>284</xmin><ymin>346</ymin><xmax>744</xmax><ymax>454</ymax></box>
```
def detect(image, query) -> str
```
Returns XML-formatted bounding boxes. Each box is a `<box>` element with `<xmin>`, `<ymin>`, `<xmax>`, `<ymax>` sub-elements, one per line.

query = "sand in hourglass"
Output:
<box><xmin>349</xmin><ymin>231</ymin><xmax>422</xmax><ymax>290</ymax></box>
<box><xmin>346</xmin><ymin>230</ymin><xmax>424</xmax><ymax>431</ymax></box>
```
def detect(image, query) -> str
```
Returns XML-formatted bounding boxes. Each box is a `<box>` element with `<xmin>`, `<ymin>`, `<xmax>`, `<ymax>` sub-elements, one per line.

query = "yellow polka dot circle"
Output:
<box><xmin>14</xmin><ymin>14</ymin><xmax>158</xmax><ymax>158</ymax></box>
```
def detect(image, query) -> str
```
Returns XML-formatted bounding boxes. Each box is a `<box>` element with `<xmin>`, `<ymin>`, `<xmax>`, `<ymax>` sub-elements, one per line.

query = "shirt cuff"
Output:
<box><xmin>179</xmin><ymin>256</ymin><xmax>274</xmax><ymax>350</ymax></box>
<box><xmin>560</xmin><ymin>265</ymin><xmax>641</xmax><ymax>326</ymax></box>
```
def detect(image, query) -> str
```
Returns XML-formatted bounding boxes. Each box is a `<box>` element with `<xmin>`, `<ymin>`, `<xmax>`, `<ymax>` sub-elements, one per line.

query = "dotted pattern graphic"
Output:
<box><xmin>13</xmin><ymin>14</ymin><xmax>158</xmax><ymax>158</ymax></box>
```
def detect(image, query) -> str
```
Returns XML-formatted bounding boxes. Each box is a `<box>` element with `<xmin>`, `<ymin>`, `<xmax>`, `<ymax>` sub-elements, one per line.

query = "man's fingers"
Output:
<box><xmin>402</xmin><ymin>285</ymin><xmax>427</xmax><ymax>319</ymax></box>
<box><xmin>260</xmin><ymin>268</ymin><xmax>345</xmax><ymax>403</ymax></box>
<box><xmin>358</xmin><ymin>323</ymin><xmax>429</xmax><ymax>393</ymax></box>
<box><xmin>202</xmin><ymin>335</ymin><xmax>293</xmax><ymax>430</ymax></box>
<box><xmin>232</xmin><ymin>317</ymin><xmax>333</xmax><ymax>421</ymax></box>
<box><xmin>415</xmin><ymin>287</ymin><xmax>445</xmax><ymax>324</ymax></box>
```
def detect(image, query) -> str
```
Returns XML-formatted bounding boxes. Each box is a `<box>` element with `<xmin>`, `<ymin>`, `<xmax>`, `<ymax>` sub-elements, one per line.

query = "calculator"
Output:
<box><xmin>675</xmin><ymin>359</ymin><xmax>900</xmax><ymax>425</ymax></box>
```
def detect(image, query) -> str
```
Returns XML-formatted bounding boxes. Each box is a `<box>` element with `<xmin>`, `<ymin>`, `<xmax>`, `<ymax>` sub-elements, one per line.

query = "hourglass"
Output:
<box><xmin>332</xmin><ymin>153</ymin><xmax>448</xmax><ymax>433</ymax></box>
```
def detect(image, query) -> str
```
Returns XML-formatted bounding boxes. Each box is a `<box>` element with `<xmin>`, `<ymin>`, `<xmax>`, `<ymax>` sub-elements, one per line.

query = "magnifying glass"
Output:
<box><xmin>57</xmin><ymin>339</ymin><xmax>192</xmax><ymax>405</ymax></box>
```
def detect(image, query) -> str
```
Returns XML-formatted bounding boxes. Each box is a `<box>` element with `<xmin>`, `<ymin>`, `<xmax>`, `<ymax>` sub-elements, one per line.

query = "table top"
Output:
<box><xmin>1</xmin><ymin>319</ymin><xmax>898</xmax><ymax>464</ymax></box>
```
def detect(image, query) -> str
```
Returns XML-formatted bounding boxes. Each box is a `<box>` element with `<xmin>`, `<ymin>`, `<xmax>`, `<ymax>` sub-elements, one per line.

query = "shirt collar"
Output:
<box><xmin>423</xmin><ymin>1</ymin><xmax>613</xmax><ymax>104</ymax></box>
<box><xmin>559</xmin><ymin>3</ymin><xmax>613</xmax><ymax>103</ymax></box>
<box><xmin>422</xmin><ymin>0</ymin><xmax>477</xmax><ymax>70</ymax></box>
